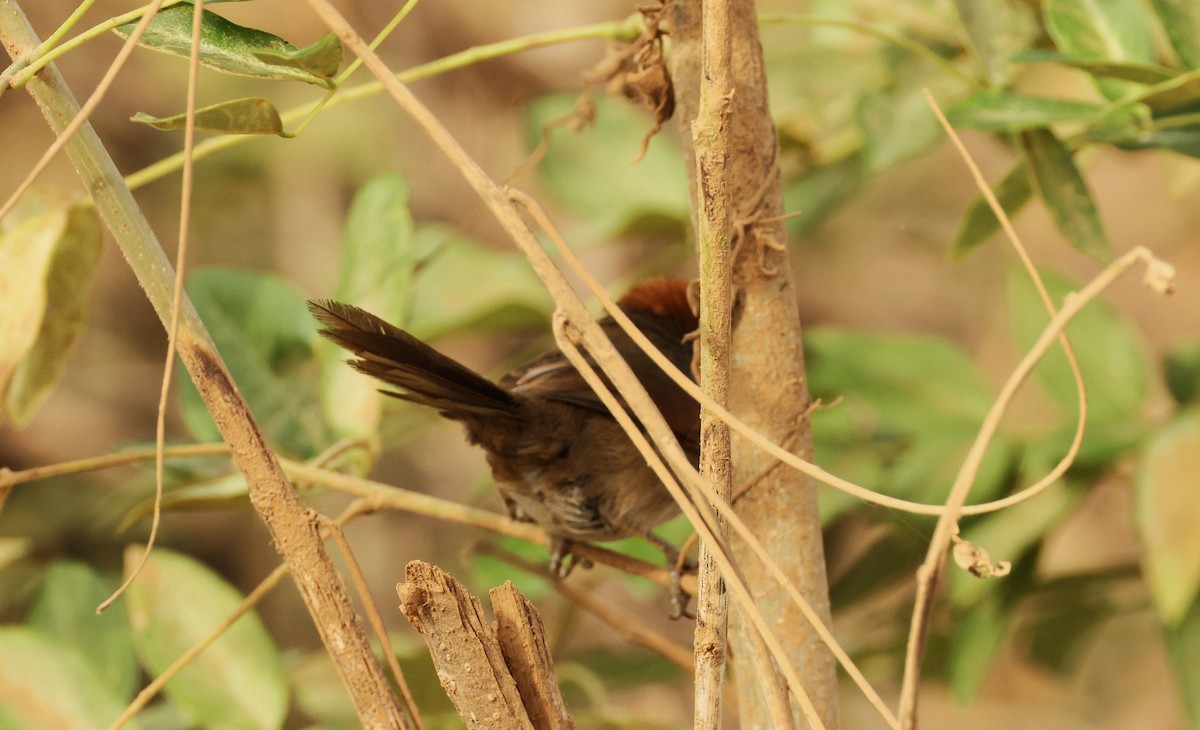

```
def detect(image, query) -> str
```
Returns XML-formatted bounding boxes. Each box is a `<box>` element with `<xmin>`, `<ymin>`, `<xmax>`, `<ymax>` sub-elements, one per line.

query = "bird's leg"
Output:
<box><xmin>640</xmin><ymin>532</ymin><xmax>696</xmax><ymax>620</ymax></box>
<box><xmin>547</xmin><ymin>537</ymin><xmax>593</xmax><ymax>578</ymax></box>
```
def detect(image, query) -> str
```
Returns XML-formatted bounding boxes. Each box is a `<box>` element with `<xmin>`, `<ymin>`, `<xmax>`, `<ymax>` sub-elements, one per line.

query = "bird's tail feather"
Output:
<box><xmin>308</xmin><ymin>300</ymin><xmax>520</xmax><ymax>419</ymax></box>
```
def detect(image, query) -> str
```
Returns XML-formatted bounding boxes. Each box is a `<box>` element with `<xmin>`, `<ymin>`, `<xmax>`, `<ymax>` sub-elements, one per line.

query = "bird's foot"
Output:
<box><xmin>548</xmin><ymin>537</ymin><xmax>593</xmax><ymax>579</ymax></box>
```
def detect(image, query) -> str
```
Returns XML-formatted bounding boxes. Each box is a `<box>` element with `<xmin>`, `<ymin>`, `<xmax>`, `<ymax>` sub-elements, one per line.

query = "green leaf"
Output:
<box><xmin>406</xmin><ymin>228</ymin><xmax>552</xmax><ymax>341</ymax></box>
<box><xmin>1080</xmin><ymin>102</ymin><xmax>1153</xmax><ymax>144</ymax></box>
<box><xmin>1164</xmin><ymin>340</ymin><xmax>1200</xmax><ymax>406</ymax></box>
<box><xmin>1013</xmin><ymin>50</ymin><xmax>1176</xmax><ymax>84</ymax></box>
<box><xmin>114</xmin><ymin>5</ymin><xmax>334</xmax><ymax>87</ymax></box>
<box><xmin>1006</xmin><ymin>268</ymin><xmax>1147</xmax><ymax>426</ymax></box>
<box><xmin>0</xmin><ymin>189</ymin><xmax>102</xmax><ymax>427</ymax></box>
<box><xmin>1164</xmin><ymin>595</ymin><xmax>1200</xmax><ymax>727</ymax></box>
<box><xmin>527</xmin><ymin>93</ymin><xmax>689</xmax><ymax>237</ymax></box>
<box><xmin>318</xmin><ymin>173</ymin><xmax>424</xmax><ymax>445</ymax></box>
<box><xmin>948</xmin><ymin>591</ymin><xmax>1010</xmax><ymax>703</ymax></box>
<box><xmin>253</xmin><ymin>32</ymin><xmax>343</xmax><ymax>80</ymax></box>
<box><xmin>948</xmin><ymin>90</ymin><xmax>1105</xmax><ymax>132</ymax></box>
<box><xmin>1149</xmin><ymin>0</ymin><xmax>1200</xmax><ymax>69</ymax></box>
<box><xmin>334</xmin><ymin>173</ymin><xmax>422</xmax><ymax>319</ymax></box>
<box><xmin>783</xmin><ymin>154</ymin><xmax>866</xmax><ymax>238</ymax></box>
<box><xmin>121</xmin><ymin>473</ymin><xmax>254</xmax><ymax>530</ymax></box>
<box><xmin>132</xmin><ymin>97</ymin><xmax>286</xmax><ymax>136</ymax></box>
<box><xmin>179</xmin><ymin>268</ymin><xmax>330</xmax><ymax>457</ymax></box>
<box><xmin>25</xmin><ymin>561</ymin><xmax>137</xmax><ymax>701</ymax></box>
<box><xmin>1042</xmin><ymin>0</ymin><xmax>1156</xmax><ymax>99</ymax></box>
<box><xmin>1113</xmin><ymin>123</ymin><xmax>1200</xmax><ymax>158</ymax></box>
<box><xmin>1135</xmin><ymin>411</ymin><xmax>1200</xmax><ymax>625</ymax></box>
<box><xmin>951</xmin><ymin>161</ymin><xmax>1032</xmax><ymax>258</ymax></box>
<box><xmin>807</xmin><ymin>328</ymin><xmax>1014</xmax><ymax>506</ymax></box>
<box><xmin>1020</xmin><ymin>568</ymin><xmax>1136</xmax><ymax>672</ymax></box>
<box><xmin>0</xmin><ymin>627</ymin><xmax>139</xmax><ymax>730</ymax></box>
<box><xmin>808</xmin><ymin>328</ymin><xmax>995</xmax><ymax>431</ymax></box>
<box><xmin>951</xmin><ymin>0</ymin><xmax>1036</xmax><ymax>85</ymax></box>
<box><xmin>858</xmin><ymin>50</ymin><xmax>959</xmax><ymax>174</ymax></box>
<box><xmin>1021</xmin><ymin>129</ymin><xmax>1113</xmax><ymax>261</ymax></box>
<box><xmin>124</xmin><ymin>546</ymin><xmax>287</xmax><ymax>730</ymax></box>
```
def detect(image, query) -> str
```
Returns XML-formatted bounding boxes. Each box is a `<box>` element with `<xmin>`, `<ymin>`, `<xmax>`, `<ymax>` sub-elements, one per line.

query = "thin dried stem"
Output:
<box><xmin>692</xmin><ymin>0</ymin><xmax>737</xmax><ymax>725</ymax></box>
<box><xmin>99</xmin><ymin>0</ymin><xmax>204</xmax><ymax>616</ymax></box>
<box><xmin>552</xmin><ymin>319</ymin><xmax>825</xmax><ymax>730</ymax></box>
<box><xmin>322</xmin><ymin>502</ymin><xmax>426</xmax><ymax>730</ymax></box>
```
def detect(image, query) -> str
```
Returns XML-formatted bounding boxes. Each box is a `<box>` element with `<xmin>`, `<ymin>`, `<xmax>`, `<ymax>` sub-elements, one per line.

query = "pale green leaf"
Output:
<box><xmin>949</xmin><ymin>592</ymin><xmax>1010</xmax><ymax>703</ymax></box>
<box><xmin>25</xmin><ymin>561</ymin><xmax>137</xmax><ymax>701</ymax></box>
<box><xmin>253</xmin><ymin>32</ymin><xmax>342</xmax><ymax>80</ymax></box>
<box><xmin>948</xmin><ymin>90</ymin><xmax>1106</xmax><ymax>132</ymax></box>
<box><xmin>318</xmin><ymin>173</ymin><xmax>423</xmax><ymax>444</ymax></box>
<box><xmin>1136</xmin><ymin>411</ymin><xmax>1200</xmax><ymax>625</ymax></box>
<box><xmin>0</xmin><ymin>627</ymin><xmax>138</xmax><ymax>730</ymax></box>
<box><xmin>1163</xmin><ymin>596</ymin><xmax>1200</xmax><ymax>726</ymax></box>
<box><xmin>1013</xmin><ymin>50</ymin><xmax>1176</xmax><ymax>84</ymax></box>
<box><xmin>124</xmin><ymin>547</ymin><xmax>287</xmax><ymax>729</ymax></box>
<box><xmin>1149</xmin><ymin>0</ymin><xmax>1200</xmax><ymax>69</ymax></box>
<box><xmin>179</xmin><ymin>268</ymin><xmax>329</xmax><ymax>457</ymax></box>
<box><xmin>952</xmin><ymin>0</ymin><xmax>1036</xmax><ymax>85</ymax></box>
<box><xmin>407</xmin><ymin>228</ymin><xmax>552</xmax><ymax>341</ymax></box>
<box><xmin>0</xmin><ymin>191</ymin><xmax>102</xmax><ymax>427</ymax></box>
<box><xmin>132</xmin><ymin>97</ymin><xmax>285</xmax><ymax>136</ymax></box>
<box><xmin>1042</xmin><ymin>0</ymin><xmax>1156</xmax><ymax>99</ymax></box>
<box><xmin>528</xmin><ymin>93</ymin><xmax>689</xmax><ymax>237</ymax></box>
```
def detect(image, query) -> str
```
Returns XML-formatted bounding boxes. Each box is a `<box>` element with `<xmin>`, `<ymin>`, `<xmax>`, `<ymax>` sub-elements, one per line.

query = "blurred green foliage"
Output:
<box><xmin>2</xmin><ymin>0</ymin><xmax>1199</xmax><ymax>727</ymax></box>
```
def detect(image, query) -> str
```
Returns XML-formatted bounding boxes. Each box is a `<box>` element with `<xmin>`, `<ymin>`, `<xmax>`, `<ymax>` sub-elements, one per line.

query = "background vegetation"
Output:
<box><xmin>1</xmin><ymin>0</ymin><xmax>1198</xmax><ymax>728</ymax></box>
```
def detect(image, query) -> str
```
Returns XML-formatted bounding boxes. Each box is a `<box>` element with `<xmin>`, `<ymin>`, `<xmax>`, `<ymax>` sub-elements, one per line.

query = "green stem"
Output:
<box><xmin>8</xmin><ymin>0</ymin><xmax>191</xmax><ymax>87</ymax></box>
<box><xmin>125</xmin><ymin>17</ymin><xmax>635</xmax><ymax>191</ymax></box>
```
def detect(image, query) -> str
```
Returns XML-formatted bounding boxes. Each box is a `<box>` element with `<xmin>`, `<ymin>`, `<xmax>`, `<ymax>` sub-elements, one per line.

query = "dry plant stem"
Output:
<box><xmin>490</xmin><ymin>583</ymin><xmax>575</xmax><ymax>730</ymax></box>
<box><xmin>482</xmin><ymin>543</ymin><xmax>695</xmax><ymax>672</ymax></box>
<box><xmin>514</xmin><ymin>193</ymin><xmax>896</xmax><ymax>728</ymax></box>
<box><xmin>669</xmin><ymin>0</ymin><xmax>839</xmax><ymax>721</ymax></box>
<box><xmin>0</xmin><ymin>443</ymin><xmax>231</xmax><ymax>488</ymax></box>
<box><xmin>396</xmin><ymin>561</ymin><xmax>537</xmax><ymax>730</ymax></box>
<box><xmin>283</xmin><ymin>460</ymin><xmax>696</xmax><ymax>594</ymax></box>
<box><xmin>520</xmin><ymin>191</ymin><xmax>1074</xmax><ymax>522</ymax></box>
<box><xmin>322</xmin><ymin>506</ymin><xmax>426</xmax><ymax>730</ymax></box>
<box><xmin>693</xmin><ymin>0</ymin><xmax>736</xmax><ymax>727</ymax></box>
<box><xmin>551</xmin><ymin>322</ymin><xmax>824</xmax><ymax>730</ymax></box>
<box><xmin>895</xmin><ymin>248</ymin><xmax>1172</xmax><ymax>728</ymax></box>
<box><xmin>917</xmin><ymin>90</ymin><xmax>1089</xmax><ymax>516</ymax></box>
<box><xmin>2</xmin><ymin>438</ymin><xmax>689</xmax><ymax>595</ymax></box>
<box><xmin>100</xmin><ymin>0</ymin><xmax>204</xmax><ymax>616</ymax></box>
<box><xmin>109</xmin><ymin>562</ymin><xmax>292</xmax><ymax>730</ymax></box>
<box><xmin>896</xmin><ymin>91</ymin><xmax>1093</xmax><ymax>726</ymax></box>
<box><xmin>0</xmin><ymin>5</ymin><xmax>406</xmax><ymax>726</ymax></box>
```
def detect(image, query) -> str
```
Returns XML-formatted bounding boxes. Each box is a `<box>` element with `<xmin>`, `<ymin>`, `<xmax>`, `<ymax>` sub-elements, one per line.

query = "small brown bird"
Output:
<box><xmin>309</xmin><ymin>278</ymin><xmax>699</xmax><ymax>602</ymax></box>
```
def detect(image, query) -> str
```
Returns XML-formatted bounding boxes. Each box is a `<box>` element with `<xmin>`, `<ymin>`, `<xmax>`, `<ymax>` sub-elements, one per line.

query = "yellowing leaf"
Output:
<box><xmin>1136</xmin><ymin>411</ymin><xmax>1200</xmax><ymax>625</ymax></box>
<box><xmin>0</xmin><ymin>192</ymin><xmax>102</xmax><ymax>426</ymax></box>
